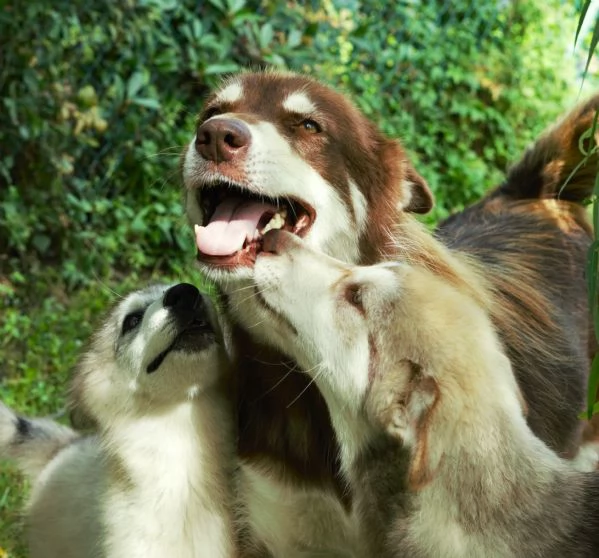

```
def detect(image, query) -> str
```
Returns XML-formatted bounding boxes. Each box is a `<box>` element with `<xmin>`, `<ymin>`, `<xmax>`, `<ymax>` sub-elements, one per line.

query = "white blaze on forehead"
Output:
<box><xmin>282</xmin><ymin>91</ymin><xmax>317</xmax><ymax>115</ymax></box>
<box><xmin>215</xmin><ymin>81</ymin><xmax>243</xmax><ymax>104</ymax></box>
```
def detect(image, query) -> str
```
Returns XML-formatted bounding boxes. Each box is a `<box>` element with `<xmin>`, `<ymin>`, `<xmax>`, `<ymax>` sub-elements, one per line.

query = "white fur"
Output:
<box><xmin>282</xmin><ymin>91</ymin><xmax>317</xmax><ymax>115</ymax></box>
<box><xmin>254</xmin><ymin>242</ymin><xmax>398</xmax><ymax>467</ymax></box>
<box><xmin>215</xmin><ymin>81</ymin><xmax>243</xmax><ymax>105</ymax></box>
<box><xmin>237</xmin><ymin>463</ymin><xmax>363</xmax><ymax>557</ymax></box>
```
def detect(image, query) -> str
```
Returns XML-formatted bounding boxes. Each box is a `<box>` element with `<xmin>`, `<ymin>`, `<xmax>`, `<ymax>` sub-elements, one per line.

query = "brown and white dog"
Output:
<box><xmin>253</xmin><ymin>230</ymin><xmax>599</xmax><ymax>558</ymax></box>
<box><xmin>181</xmin><ymin>70</ymin><xmax>597</xmax><ymax>555</ymax></box>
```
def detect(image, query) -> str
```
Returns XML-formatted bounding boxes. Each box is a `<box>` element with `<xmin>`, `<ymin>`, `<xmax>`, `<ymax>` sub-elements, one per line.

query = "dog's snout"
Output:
<box><xmin>195</xmin><ymin>118</ymin><xmax>251</xmax><ymax>162</ymax></box>
<box><xmin>163</xmin><ymin>283</ymin><xmax>201</xmax><ymax>310</ymax></box>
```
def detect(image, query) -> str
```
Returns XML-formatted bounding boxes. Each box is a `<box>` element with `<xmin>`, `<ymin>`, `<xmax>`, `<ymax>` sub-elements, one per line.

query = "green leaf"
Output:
<box><xmin>127</xmin><ymin>71</ymin><xmax>148</xmax><ymax>99</ymax></box>
<box><xmin>588</xmin><ymin>354</ymin><xmax>599</xmax><ymax>419</ymax></box>
<box><xmin>259</xmin><ymin>23</ymin><xmax>274</xmax><ymax>49</ymax></box>
<box><xmin>574</xmin><ymin>0</ymin><xmax>592</xmax><ymax>47</ymax></box>
<box><xmin>131</xmin><ymin>97</ymin><xmax>161</xmax><ymax>110</ymax></box>
<box><xmin>287</xmin><ymin>27</ymin><xmax>303</xmax><ymax>48</ymax></box>
<box><xmin>32</xmin><ymin>234</ymin><xmax>51</xmax><ymax>253</ymax></box>
<box><xmin>227</xmin><ymin>0</ymin><xmax>246</xmax><ymax>16</ymax></box>
<box><xmin>582</xmin><ymin>14</ymin><xmax>599</xmax><ymax>81</ymax></box>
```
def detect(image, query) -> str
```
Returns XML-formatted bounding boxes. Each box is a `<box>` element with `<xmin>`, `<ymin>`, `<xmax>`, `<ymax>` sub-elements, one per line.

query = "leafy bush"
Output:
<box><xmin>0</xmin><ymin>0</ymin><xmax>580</xmax><ymax>290</ymax></box>
<box><xmin>0</xmin><ymin>0</ymin><xmax>315</xmax><ymax>288</ymax></box>
<box><xmin>299</xmin><ymin>0</ymin><xmax>578</xmax><ymax>221</ymax></box>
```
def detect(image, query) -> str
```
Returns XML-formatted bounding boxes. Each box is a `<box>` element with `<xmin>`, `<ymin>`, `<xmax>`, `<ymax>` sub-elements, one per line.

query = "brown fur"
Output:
<box><xmin>187</xmin><ymin>73</ymin><xmax>597</xmax><ymax>517</ymax></box>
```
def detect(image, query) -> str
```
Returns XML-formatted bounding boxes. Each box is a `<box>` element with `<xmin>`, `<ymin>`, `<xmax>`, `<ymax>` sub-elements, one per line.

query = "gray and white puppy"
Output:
<box><xmin>253</xmin><ymin>230</ymin><xmax>599</xmax><ymax>558</ymax></box>
<box><xmin>0</xmin><ymin>283</ymin><xmax>237</xmax><ymax>558</ymax></box>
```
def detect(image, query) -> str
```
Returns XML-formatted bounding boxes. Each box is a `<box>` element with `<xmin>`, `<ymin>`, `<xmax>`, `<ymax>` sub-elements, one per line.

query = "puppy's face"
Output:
<box><xmin>73</xmin><ymin>283</ymin><xmax>230</xmax><ymax>423</ymax></box>
<box><xmin>254</xmin><ymin>232</ymin><xmax>512</xmax><ymax>443</ymax></box>
<box><xmin>182</xmin><ymin>70</ymin><xmax>432</xmax><ymax>284</ymax></box>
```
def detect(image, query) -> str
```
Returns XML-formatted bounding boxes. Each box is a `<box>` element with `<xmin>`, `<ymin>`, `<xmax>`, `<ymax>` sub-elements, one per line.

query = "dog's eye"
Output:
<box><xmin>344</xmin><ymin>284</ymin><xmax>364</xmax><ymax>312</ymax></box>
<box><xmin>300</xmin><ymin>119</ymin><xmax>321</xmax><ymax>134</ymax></box>
<box><xmin>122</xmin><ymin>311</ymin><xmax>143</xmax><ymax>334</ymax></box>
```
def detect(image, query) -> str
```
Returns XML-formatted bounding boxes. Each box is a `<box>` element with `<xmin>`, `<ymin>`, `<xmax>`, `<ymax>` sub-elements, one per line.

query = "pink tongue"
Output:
<box><xmin>195</xmin><ymin>197</ymin><xmax>277</xmax><ymax>256</ymax></box>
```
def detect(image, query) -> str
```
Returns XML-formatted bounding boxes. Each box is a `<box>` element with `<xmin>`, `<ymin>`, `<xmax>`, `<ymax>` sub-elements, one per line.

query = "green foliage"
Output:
<box><xmin>0</xmin><ymin>0</ymin><xmax>315</xmax><ymax>287</ymax></box>
<box><xmin>296</xmin><ymin>0</ymin><xmax>577</xmax><ymax>221</ymax></box>
<box><xmin>0</xmin><ymin>0</ymin><xmax>580</xmax><ymax>285</ymax></box>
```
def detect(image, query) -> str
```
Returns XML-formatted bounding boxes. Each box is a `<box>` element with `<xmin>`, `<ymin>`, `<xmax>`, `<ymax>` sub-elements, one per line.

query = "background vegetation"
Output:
<box><xmin>0</xmin><ymin>0</ymin><xmax>595</xmax><ymax>555</ymax></box>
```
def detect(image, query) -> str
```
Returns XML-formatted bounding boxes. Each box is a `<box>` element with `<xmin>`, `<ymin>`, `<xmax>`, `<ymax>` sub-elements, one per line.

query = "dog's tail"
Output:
<box><xmin>0</xmin><ymin>401</ymin><xmax>78</xmax><ymax>480</ymax></box>
<box><xmin>497</xmin><ymin>93</ymin><xmax>599</xmax><ymax>203</ymax></box>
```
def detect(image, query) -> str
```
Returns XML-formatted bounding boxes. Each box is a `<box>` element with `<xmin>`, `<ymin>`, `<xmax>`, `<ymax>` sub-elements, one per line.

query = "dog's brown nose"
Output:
<box><xmin>195</xmin><ymin>118</ymin><xmax>251</xmax><ymax>162</ymax></box>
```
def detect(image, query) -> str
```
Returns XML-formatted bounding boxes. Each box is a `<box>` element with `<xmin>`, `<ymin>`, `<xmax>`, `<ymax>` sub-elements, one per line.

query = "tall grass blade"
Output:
<box><xmin>583</xmin><ymin>16</ymin><xmax>599</xmax><ymax>79</ymax></box>
<box><xmin>588</xmin><ymin>354</ymin><xmax>599</xmax><ymax>418</ymax></box>
<box><xmin>575</xmin><ymin>0</ymin><xmax>592</xmax><ymax>47</ymax></box>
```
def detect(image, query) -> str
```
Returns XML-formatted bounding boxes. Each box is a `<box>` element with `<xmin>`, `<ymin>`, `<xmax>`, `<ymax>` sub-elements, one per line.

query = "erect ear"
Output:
<box><xmin>382</xmin><ymin>140</ymin><xmax>434</xmax><ymax>215</ymax></box>
<box><xmin>401</xmin><ymin>163</ymin><xmax>434</xmax><ymax>214</ymax></box>
<box><xmin>373</xmin><ymin>361</ymin><xmax>440</xmax><ymax>490</ymax></box>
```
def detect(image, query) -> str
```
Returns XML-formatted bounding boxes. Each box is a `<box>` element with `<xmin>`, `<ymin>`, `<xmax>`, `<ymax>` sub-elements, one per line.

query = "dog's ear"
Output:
<box><xmin>401</xmin><ymin>163</ymin><xmax>434</xmax><ymax>214</ymax></box>
<box><xmin>374</xmin><ymin>361</ymin><xmax>440</xmax><ymax>490</ymax></box>
<box><xmin>381</xmin><ymin>141</ymin><xmax>434</xmax><ymax>215</ymax></box>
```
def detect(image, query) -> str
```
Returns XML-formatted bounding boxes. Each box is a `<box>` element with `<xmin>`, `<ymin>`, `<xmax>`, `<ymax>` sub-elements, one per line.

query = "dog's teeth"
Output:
<box><xmin>261</xmin><ymin>209</ymin><xmax>287</xmax><ymax>234</ymax></box>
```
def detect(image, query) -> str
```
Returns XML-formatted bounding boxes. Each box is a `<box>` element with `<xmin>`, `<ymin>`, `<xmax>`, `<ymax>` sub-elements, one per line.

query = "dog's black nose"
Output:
<box><xmin>163</xmin><ymin>283</ymin><xmax>201</xmax><ymax>310</ymax></box>
<box><xmin>195</xmin><ymin>118</ymin><xmax>251</xmax><ymax>162</ymax></box>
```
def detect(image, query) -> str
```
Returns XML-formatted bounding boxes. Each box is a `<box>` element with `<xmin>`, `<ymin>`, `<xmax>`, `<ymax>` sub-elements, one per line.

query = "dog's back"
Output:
<box><xmin>436</xmin><ymin>96</ymin><xmax>598</xmax><ymax>455</ymax></box>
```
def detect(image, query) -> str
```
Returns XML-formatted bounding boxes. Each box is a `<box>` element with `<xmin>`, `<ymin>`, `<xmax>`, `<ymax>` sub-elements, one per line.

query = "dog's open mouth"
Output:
<box><xmin>146</xmin><ymin>319</ymin><xmax>215</xmax><ymax>374</ymax></box>
<box><xmin>193</xmin><ymin>182</ymin><xmax>315</xmax><ymax>267</ymax></box>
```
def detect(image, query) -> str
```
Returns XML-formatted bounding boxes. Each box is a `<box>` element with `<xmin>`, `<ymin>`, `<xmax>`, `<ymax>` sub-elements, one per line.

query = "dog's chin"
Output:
<box><xmin>146</xmin><ymin>326</ymin><xmax>217</xmax><ymax>374</ymax></box>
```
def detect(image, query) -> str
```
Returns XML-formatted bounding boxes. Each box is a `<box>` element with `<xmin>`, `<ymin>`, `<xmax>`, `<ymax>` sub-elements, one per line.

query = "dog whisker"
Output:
<box><xmin>286</xmin><ymin>364</ymin><xmax>325</xmax><ymax>409</ymax></box>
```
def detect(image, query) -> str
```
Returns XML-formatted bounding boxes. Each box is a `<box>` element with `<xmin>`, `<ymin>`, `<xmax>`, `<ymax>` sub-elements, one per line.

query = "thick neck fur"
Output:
<box><xmin>99</xmin><ymin>389</ymin><xmax>236</xmax><ymax>558</ymax></box>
